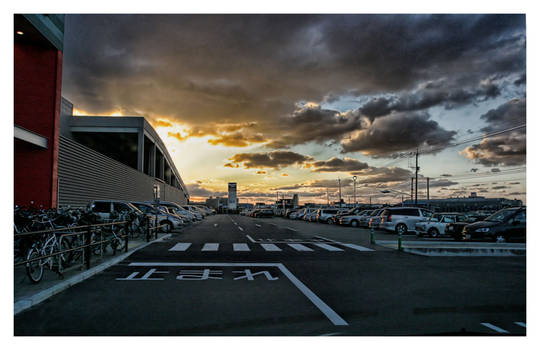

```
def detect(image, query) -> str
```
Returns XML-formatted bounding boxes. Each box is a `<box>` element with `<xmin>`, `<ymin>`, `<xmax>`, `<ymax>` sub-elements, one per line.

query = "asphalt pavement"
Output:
<box><xmin>14</xmin><ymin>214</ymin><xmax>526</xmax><ymax>336</ymax></box>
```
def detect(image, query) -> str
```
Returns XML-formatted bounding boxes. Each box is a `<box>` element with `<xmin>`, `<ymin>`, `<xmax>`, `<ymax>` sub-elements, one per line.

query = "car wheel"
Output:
<box><xmin>428</xmin><ymin>228</ymin><xmax>439</xmax><ymax>238</ymax></box>
<box><xmin>395</xmin><ymin>223</ymin><xmax>407</xmax><ymax>235</ymax></box>
<box><xmin>327</xmin><ymin>218</ymin><xmax>333</xmax><ymax>225</ymax></box>
<box><xmin>494</xmin><ymin>234</ymin><xmax>506</xmax><ymax>243</ymax></box>
<box><xmin>351</xmin><ymin>220</ymin><xmax>359</xmax><ymax>228</ymax></box>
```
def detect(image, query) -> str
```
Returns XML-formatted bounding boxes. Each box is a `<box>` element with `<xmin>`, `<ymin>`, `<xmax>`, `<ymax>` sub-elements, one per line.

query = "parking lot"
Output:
<box><xmin>15</xmin><ymin>214</ymin><xmax>526</xmax><ymax>336</ymax></box>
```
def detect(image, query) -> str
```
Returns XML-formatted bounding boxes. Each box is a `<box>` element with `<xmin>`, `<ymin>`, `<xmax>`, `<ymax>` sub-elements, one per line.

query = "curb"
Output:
<box><xmin>14</xmin><ymin>233</ymin><xmax>172</xmax><ymax>316</ymax></box>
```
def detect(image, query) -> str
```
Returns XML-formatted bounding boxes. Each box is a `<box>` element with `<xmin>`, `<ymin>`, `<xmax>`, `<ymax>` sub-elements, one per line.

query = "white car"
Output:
<box><xmin>415</xmin><ymin>212</ymin><xmax>468</xmax><ymax>238</ymax></box>
<box><xmin>130</xmin><ymin>202</ymin><xmax>186</xmax><ymax>231</ymax></box>
<box><xmin>339</xmin><ymin>210</ymin><xmax>373</xmax><ymax>227</ymax></box>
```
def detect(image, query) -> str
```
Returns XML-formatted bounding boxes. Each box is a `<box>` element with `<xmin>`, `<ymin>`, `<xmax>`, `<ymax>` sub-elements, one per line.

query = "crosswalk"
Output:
<box><xmin>479</xmin><ymin>321</ymin><xmax>526</xmax><ymax>334</ymax></box>
<box><xmin>168</xmin><ymin>241</ymin><xmax>372</xmax><ymax>253</ymax></box>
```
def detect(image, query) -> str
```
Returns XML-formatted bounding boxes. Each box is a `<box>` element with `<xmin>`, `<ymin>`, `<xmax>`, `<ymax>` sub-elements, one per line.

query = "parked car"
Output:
<box><xmin>415</xmin><ymin>212</ymin><xmax>468</xmax><ymax>237</ymax></box>
<box><xmin>316</xmin><ymin>208</ymin><xmax>341</xmax><ymax>224</ymax></box>
<box><xmin>333</xmin><ymin>207</ymin><xmax>366</xmax><ymax>225</ymax></box>
<box><xmin>289</xmin><ymin>211</ymin><xmax>298</xmax><ymax>219</ymax></box>
<box><xmin>150</xmin><ymin>201</ymin><xmax>198</xmax><ymax>222</ymax></box>
<box><xmin>339</xmin><ymin>209</ymin><xmax>373</xmax><ymax>227</ymax></box>
<box><xmin>130</xmin><ymin>201</ymin><xmax>186</xmax><ymax>231</ymax></box>
<box><xmin>254</xmin><ymin>209</ymin><xmax>274</xmax><ymax>218</ymax></box>
<box><xmin>379</xmin><ymin>207</ymin><xmax>433</xmax><ymax>235</ymax></box>
<box><xmin>367</xmin><ymin>208</ymin><xmax>386</xmax><ymax>229</ymax></box>
<box><xmin>461</xmin><ymin>207</ymin><xmax>526</xmax><ymax>243</ymax></box>
<box><xmin>304</xmin><ymin>210</ymin><xmax>317</xmax><ymax>222</ymax></box>
<box><xmin>89</xmin><ymin>200</ymin><xmax>142</xmax><ymax>222</ymax></box>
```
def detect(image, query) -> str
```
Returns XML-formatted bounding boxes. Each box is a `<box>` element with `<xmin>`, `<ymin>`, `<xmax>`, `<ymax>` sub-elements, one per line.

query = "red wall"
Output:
<box><xmin>14</xmin><ymin>41</ymin><xmax>62</xmax><ymax>209</ymax></box>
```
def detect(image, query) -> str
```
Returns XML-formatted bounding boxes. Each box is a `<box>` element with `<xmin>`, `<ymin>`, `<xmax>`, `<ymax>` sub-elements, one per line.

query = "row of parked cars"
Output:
<box><xmin>88</xmin><ymin>199</ymin><xmax>215</xmax><ymax>232</ymax></box>
<box><xmin>283</xmin><ymin>205</ymin><xmax>526</xmax><ymax>243</ymax></box>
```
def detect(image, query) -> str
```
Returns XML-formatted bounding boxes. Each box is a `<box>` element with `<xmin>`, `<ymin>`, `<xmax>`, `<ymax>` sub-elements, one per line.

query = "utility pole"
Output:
<box><xmin>410</xmin><ymin>177</ymin><xmax>414</xmax><ymax>201</ymax></box>
<box><xmin>369</xmin><ymin>196</ymin><xmax>372</xmax><ymax>206</ymax></box>
<box><xmin>326</xmin><ymin>188</ymin><xmax>329</xmax><ymax>206</ymax></box>
<box><xmin>415</xmin><ymin>148</ymin><xmax>419</xmax><ymax>205</ymax></box>
<box><xmin>338</xmin><ymin>178</ymin><xmax>342</xmax><ymax>208</ymax></box>
<box><xmin>427</xmin><ymin>177</ymin><xmax>430</xmax><ymax>201</ymax></box>
<box><xmin>352</xmin><ymin>176</ymin><xmax>357</xmax><ymax>205</ymax></box>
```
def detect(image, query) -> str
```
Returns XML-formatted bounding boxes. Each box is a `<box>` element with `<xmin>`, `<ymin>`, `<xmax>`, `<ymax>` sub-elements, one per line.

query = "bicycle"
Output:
<box><xmin>25</xmin><ymin>230</ymin><xmax>71</xmax><ymax>284</ymax></box>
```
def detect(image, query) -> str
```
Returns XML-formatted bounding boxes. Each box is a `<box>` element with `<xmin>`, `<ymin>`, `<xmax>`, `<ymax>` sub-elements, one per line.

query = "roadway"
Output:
<box><xmin>14</xmin><ymin>214</ymin><xmax>526</xmax><ymax>335</ymax></box>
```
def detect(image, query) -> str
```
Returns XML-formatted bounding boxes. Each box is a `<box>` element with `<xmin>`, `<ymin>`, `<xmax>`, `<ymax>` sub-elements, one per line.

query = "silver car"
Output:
<box><xmin>367</xmin><ymin>208</ymin><xmax>386</xmax><ymax>229</ymax></box>
<box><xmin>415</xmin><ymin>212</ymin><xmax>468</xmax><ymax>238</ymax></box>
<box><xmin>130</xmin><ymin>202</ymin><xmax>186</xmax><ymax>231</ymax></box>
<box><xmin>340</xmin><ymin>210</ymin><xmax>373</xmax><ymax>227</ymax></box>
<box><xmin>379</xmin><ymin>207</ymin><xmax>433</xmax><ymax>235</ymax></box>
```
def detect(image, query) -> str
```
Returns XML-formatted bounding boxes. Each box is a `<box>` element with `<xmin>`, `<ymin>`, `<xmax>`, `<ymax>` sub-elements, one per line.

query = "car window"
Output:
<box><xmin>486</xmin><ymin>208</ymin><xmax>518</xmax><ymax>222</ymax></box>
<box><xmin>420</xmin><ymin>209</ymin><xmax>432</xmax><ymax>217</ymax></box>
<box><xmin>513</xmin><ymin>211</ymin><xmax>526</xmax><ymax>224</ymax></box>
<box><xmin>92</xmin><ymin>202</ymin><xmax>110</xmax><ymax>213</ymax></box>
<box><xmin>442</xmin><ymin>216</ymin><xmax>455</xmax><ymax>223</ymax></box>
<box><xmin>430</xmin><ymin>214</ymin><xmax>441</xmax><ymax>222</ymax></box>
<box><xmin>113</xmin><ymin>202</ymin><xmax>132</xmax><ymax>212</ymax></box>
<box><xmin>457</xmin><ymin>215</ymin><xmax>467</xmax><ymax>222</ymax></box>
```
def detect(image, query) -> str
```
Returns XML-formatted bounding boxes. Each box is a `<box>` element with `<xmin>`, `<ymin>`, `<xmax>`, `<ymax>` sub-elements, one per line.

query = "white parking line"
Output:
<box><xmin>288</xmin><ymin>243</ymin><xmax>313</xmax><ymax>252</ymax></box>
<box><xmin>169</xmin><ymin>243</ymin><xmax>192</xmax><ymax>251</ymax></box>
<box><xmin>480</xmin><ymin>323</ymin><xmax>509</xmax><ymax>333</ymax></box>
<box><xmin>255</xmin><ymin>224</ymin><xmax>261</xmax><ymax>228</ymax></box>
<box><xmin>128</xmin><ymin>262</ymin><xmax>348</xmax><ymax>326</ymax></box>
<box><xmin>314</xmin><ymin>243</ymin><xmax>343</xmax><ymax>252</ymax></box>
<box><xmin>340</xmin><ymin>243</ymin><xmax>373</xmax><ymax>252</ymax></box>
<box><xmin>514</xmin><ymin>322</ymin><xmax>526</xmax><ymax>328</ymax></box>
<box><xmin>238</xmin><ymin>226</ymin><xmax>244</xmax><ymax>231</ymax></box>
<box><xmin>260</xmin><ymin>243</ymin><xmax>282</xmax><ymax>251</ymax></box>
<box><xmin>245</xmin><ymin>234</ymin><xmax>256</xmax><ymax>243</ymax></box>
<box><xmin>233</xmin><ymin>243</ymin><xmax>250</xmax><ymax>251</ymax></box>
<box><xmin>286</xmin><ymin>227</ymin><xmax>298</xmax><ymax>232</ymax></box>
<box><xmin>202</xmin><ymin>243</ymin><xmax>219</xmax><ymax>251</ymax></box>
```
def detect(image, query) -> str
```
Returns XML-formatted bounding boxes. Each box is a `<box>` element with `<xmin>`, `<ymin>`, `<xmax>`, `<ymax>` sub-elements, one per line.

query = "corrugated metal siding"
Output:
<box><xmin>58</xmin><ymin>136</ymin><xmax>188</xmax><ymax>208</ymax></box>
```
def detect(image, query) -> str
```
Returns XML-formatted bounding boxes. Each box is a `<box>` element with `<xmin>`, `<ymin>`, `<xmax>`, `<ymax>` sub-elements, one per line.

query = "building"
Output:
<box><xmin>402</xmin><ymin>194</ymin><xmax>523</xmax><ymax>212</ymax></box>
<box><xmin>228</xmin><ymin>182</ymin><xmax>237</xmax><ymax>210</ymax></box>
<box><xmin>56</xmin><ymin>98</ymin><xmax>189</xmax><ymax>207</ymax></box>
<box><xmin>14</xmin><ymin>14</ymin><xmax>65</xmax><ymax>208</ymax></box>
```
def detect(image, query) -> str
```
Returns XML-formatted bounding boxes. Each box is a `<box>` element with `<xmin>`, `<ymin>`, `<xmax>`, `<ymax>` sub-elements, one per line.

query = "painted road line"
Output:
<box><xmin>213</xmin><ymin>224</ymin><xmax>218</xmax><ymax>227</ymax></box>
<box><xmin>340</xmin><ymin>243</ymin><xmax>373</xmax><ymax>252</ymax></box>
<box><xmin>255</xmin><ymin>224</ymin><xmax>261</xmax><ymax>228</ymax></box>
<box><xmin>169</xmin><ymin>243</ymin><xmax>192</xmax><ymax>251</ymax></box>
<box><xmin>238</xmin><ymin>226</ymin><xmax>244</xmax><ymax>231</ymax></box>
<box><xmin>480</xmin><ymin>323</ymin><xmax>509</xmax><ymax>333</ymax></box>
<box><xmin>246</xmin><ymin>234</ymin><xmax>256</xmax><ymax>243</ymax></box>
<box><xmin>202</xmin><ymin>243</ymin><xmax>219</xmax><ymax>251</ymax></box>
<box><xmin>288</xmin><ymin>243</ymin><xmax>314</xmax><ymax>252</ymax></box>
<box><xmin>314</xmin><ymin>243</ymin><xmax>343</xmax><ymax>252</ymax></box>
<box><xmin>286</xmin><ymin>227</ymin><xmax>298</xmax><ymax>232</ymax></box>
<box><xmin>514</xmin><ymin>322</ymin><xmax>526</xmax><ymax>328</ymax></box>
<box><xmin>233</xmin><ymin>243</ymin><xmax>250</xmax><ymax>251</ymax></box>
<box><xmin>127</xmin><ymin>262</ymin><xmax>348</xmax><ymax>326</ymax></box>
<box><xmin>260</xmin><ymin>243</ymin><xmax>282</xmax><ymax>251</ymax></box>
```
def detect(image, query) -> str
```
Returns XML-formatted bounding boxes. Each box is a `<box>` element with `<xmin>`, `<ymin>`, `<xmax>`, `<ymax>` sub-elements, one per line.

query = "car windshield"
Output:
<box><xmin>485</xmin><ymin>208</ymin><xmax>518</xmax><ymax>222</ymax></box>
<box><xmin>429</xmin><ymin>214</ymin><xmax>441</xmax><ymax>222</ymax></box>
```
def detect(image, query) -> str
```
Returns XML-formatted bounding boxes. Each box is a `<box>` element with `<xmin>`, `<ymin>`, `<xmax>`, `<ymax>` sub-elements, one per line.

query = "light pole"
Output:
<box><xmin>352</xmin><ymin>176</ymin><xmax>357</xmax><ymax>205</ymax></box>
<box><xmin>338</xmin><ymin>178</ymin><xmax>342</xmax><ymax>208</ymax></box>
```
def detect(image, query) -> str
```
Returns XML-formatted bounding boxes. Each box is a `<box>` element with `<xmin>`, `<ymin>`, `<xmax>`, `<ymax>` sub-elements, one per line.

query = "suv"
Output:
<box><xmin>462</xmin><ymin>207</ymin><xmax>526</xmax><ymax>243</ymax></box>
<box><xmin>89</xmin><ymin>200</ymin><xmax>142</xmax><ymax>222</ymax></box>
<box><xmin>254</xmin><ymin>209</ymin><xmax>274</xmax><ymax>218</ymax></box>
<box><xmin>316</xmin><ymin>208</ymin><xmax>340</xmax><ymax>224</ymax></box>
<box><xmin>379</xmin><ymin>207</ymin><xmax>433</xmax><ymax>234</ymax></box>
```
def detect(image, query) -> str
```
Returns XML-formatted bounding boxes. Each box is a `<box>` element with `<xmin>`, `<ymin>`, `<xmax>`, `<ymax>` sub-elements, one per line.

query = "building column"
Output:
<box><xmin>150</xmin><ymin>142</ymin><xmax>156</xmax><ymax>177</ymax></box>
<box><xmin>137</xmin><ymin>131</ymin><xmax>144</xmax><ymax>172</ymax></box>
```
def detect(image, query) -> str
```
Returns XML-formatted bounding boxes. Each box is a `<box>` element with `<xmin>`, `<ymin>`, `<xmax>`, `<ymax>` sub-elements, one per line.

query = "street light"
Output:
<box><xmin>352</xmin><ymin>176</ymin><xmax>357</xmax><ymax>205</ymax></box>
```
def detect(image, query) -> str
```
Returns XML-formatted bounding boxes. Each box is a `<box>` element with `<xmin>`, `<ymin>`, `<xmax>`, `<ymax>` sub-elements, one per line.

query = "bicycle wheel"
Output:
<box><xmin>25</xmin><ymin>247</ymin><xmax>44</xmax><ymax>284</ymax></box>
<box><xmin>58</xmin><ymin>235</ymin><xmax>72</xmax><ymax>268</ymax></box>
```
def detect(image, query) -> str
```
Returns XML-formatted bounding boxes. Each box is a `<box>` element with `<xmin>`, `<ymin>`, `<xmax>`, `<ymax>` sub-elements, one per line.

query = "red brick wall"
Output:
<box><xmin>14</xmin><ymin>41</ymin><xmax>62</xmax><ymax>209</ymax></box>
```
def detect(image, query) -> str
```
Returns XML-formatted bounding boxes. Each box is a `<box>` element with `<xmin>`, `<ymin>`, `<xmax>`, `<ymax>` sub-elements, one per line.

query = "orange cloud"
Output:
<box><xmin>256</xmin><ymin>170</ymin><xmax>267</xmax><ymax>175</ymax></box>
<box><xmin>208</xmin><ymin>132</ymin><xmax>267</xmax><ymax>147</ymax></box>
<box><xmin>282</xmin><ymin>173</ymin><xmax>288</xmax><ymax>176</ymax></box>
<box><xmin>168</xmin><ymin>131</ymin><xmax>188</xmax><ymax>141</ymax></box>
<box><xmin>154</xmin><ymin>119</ymin><xmax>173</xmax><ymax>128</ymax></box>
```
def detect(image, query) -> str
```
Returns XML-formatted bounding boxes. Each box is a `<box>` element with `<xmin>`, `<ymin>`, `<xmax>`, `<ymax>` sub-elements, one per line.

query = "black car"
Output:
<box><xmin>461</xmin><ymin>207</ymin><xmax>526</xmax><ymax>243</ymax></box>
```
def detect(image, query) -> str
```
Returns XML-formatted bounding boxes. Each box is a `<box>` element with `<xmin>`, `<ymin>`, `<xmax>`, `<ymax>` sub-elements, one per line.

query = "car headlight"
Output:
<box><xmin>476</xmin><ymin>227</ymin><xmax>490</xmax><ymax>232</ymax></box>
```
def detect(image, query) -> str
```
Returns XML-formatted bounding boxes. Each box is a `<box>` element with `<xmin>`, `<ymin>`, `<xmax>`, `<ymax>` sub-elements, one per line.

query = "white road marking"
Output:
<box><xmin>238</xmin><ymin>226</ymin><xmax>244</xmax><ymax>231</ymax></box>
<box><xmin>286</xmin><ymin>227</ymin><xmax>298</xmax><ymax>232</ymax></box>
<box><xmin>213</xmin><ymin>224</ymin><xmax>218</xmax><ymax>227</ymax></box>
<box><xmin>480</xmin><ymin>323</ymin><xmax>509</xmax><ymax>333</ymax></box>
<box><xmin>340</xmin><ymin>243</ymin><xmax>373</xmax><ymax>252</ymax></box>
<box><xmin>233</xmin><ymin>243</ymin><xmax>250</xmax><ymax>251</ymax></box>
<box><xmin>514</xmin><ymin>322</ymin><xmax>526</xmax><ymax>328</ymax></box>
<box><xmin>169</xmin><ymin>243</ymin><xmax>192</xmax><ymax>251</ymax></box>
<box><xmin>245</xmin><ymin>234</ymin><xmax>256</xmax><ymax>243</ymax></box>
<box><xmin>255</xmin><ymin>224</ymin><xmax>261</xmax><ymax>228</ymax></box>
<box><xmin>202</xmin><ymin>243</ymin><xmax>219</xmax><ymax>251</ymax></box>
<box><xmin>260</xmin><ymin>243</ymin><xmax>282</xmax><ymax>251</ymax></box>
<box><xmin>128</xmin><ymin>262</ymin><xmax>348</xmax><ymax>326</ymax></box>
<box><xmin>288</xmin><ymin>243</ymin><xmax>314</xmax><ymax>251</ymax></box>
<box><xmin>314</xmin><ymin>243</ymin><xmax>343</xmax><ymax>252</ymax></box>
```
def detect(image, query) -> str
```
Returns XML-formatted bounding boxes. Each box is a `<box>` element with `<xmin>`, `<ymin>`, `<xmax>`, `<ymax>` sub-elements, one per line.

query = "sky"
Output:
<box><xmin>61</xmin><ymin>14</ymin><xmax>526</xmax><ymax>204</ymax></box>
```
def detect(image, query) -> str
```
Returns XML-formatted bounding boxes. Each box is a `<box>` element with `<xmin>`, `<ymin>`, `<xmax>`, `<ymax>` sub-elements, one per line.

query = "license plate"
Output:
<box><xmin>465</xmin><ymin>234</ymin><xmax>471</xmax><ymax>240</ymax></box>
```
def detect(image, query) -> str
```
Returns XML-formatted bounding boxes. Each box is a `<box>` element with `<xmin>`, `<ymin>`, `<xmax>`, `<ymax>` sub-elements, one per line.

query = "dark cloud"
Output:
<box><xmin>440</xmin><ymin>174</ymin><xmax>452</xmax><ymax>177</ymax></box>
<box><xmin>509</xmin><ymin>182</ymin><xmax>521</xmax><ymax>185</ymax></box>
<box><xmin>227</xmin><ymin>151</ymin><xmax>313</xmax><ymax>169</ymax></box>
<box><xmin>462</xmin><ymin>99</ymin><xmax>526</xmax><ymax>166</ymax></box>
<box><xmin>427</xmin><ymin>179</ymin><xmax>459</xmax><ymax>187</ymax></box>
<box><xmin>492</xmin><ymin>185</ymin><xmax>508</xmax><ymax>190</ymax></box>
<box><xmin>186</xmin><ymin>183</ymin><xmax>226</xmax><ymax>197</ymax></box>
<box><xmin>341</xmin><ymin>112</ymin><xmax>456</xmax><ymax>156</ymax></box>
<box><xmin>308</xmin><ymin>157</ymin><xmax>369</xmax><ymax>172</ymax></box>
<box><xmin>471</xmin><ymin>168</ymin><xmax>479</xmax><ymax>172</ymax></box>
<box><xmin>207</xmin><ymin>132</ymin><xmax>267</xmax><ymax>147</ymax></box>
<box><xmin>351</xmin><ymin>166</ymin><xmax>413</xmax><ymax>184</ymax></box>
<box><xmin>492</xmin><ymin>168</ymin><xmax>501</xmax><ymax>172</ymax></box>
<box><xmin>508</xmin><ymin>192</ymin><xmax>525</xmax><ymax>196</ymax></box>
<box><xmin>62</xmin><ymin>14</ymin><xmax>525</xmax><ymax>146</ymax></box>
<box><xmin>266</xmin><ymin>105</ymin><xmax>364</xmax><ymax>148</ymax></box>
